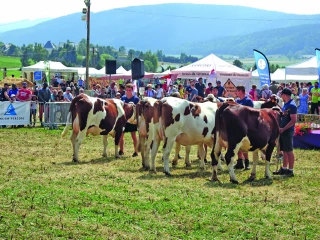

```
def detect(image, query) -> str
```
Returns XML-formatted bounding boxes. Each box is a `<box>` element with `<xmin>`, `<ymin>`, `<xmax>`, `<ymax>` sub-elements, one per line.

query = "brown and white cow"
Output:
<box><xmin>210</xmin><ymin>102</ymin><xmax>281</xmax><ymax>183</ymax></box>
<box><xmin>136</xmin><ymin>97</ymin><xmax>192</xmax><ymax>171</ymax></box>
<box><xmin>151</xmin><ymin>97</ymin><xmax>221</xmax><ymax>175</ymax></box>
<box><xmin>61</xmin><ymin>94</ymin><xmax>136</xmax><ymax>162</ymax></box>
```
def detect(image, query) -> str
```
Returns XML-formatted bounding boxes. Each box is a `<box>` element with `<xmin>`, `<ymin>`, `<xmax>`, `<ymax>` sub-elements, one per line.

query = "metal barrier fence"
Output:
<box><xmin>297</xmin><ymin>114</ymin><xmax>320</xmax><ymax>124</ymax></box>
<box><xmin>43</xmin><ymin>102</ymin><xmax>71</xmax><ymax>129</ymax></box>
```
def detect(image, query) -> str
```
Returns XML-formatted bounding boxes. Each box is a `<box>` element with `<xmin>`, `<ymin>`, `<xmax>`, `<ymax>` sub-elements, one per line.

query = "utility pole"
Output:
<box><xmin>84</xmin><ymin>0</ymin><xmax>91</xmax><ymax>89</ymax></box>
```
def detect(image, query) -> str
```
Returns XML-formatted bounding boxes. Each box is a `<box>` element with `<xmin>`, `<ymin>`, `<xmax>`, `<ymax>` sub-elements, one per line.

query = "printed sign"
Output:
<box><xmin>0</xmin><ymin>102</ymin><xmax>30</xmax><ymax>125</ymax></box>
<box><xmin>223</xmin><ymin>79</ymin><xmax>237</xmax><ymax>97</ymax></box>
<box><xmin>34</xmin><ymin>71</ymin><xmax>42</xmax><ymax>81</ymax></box>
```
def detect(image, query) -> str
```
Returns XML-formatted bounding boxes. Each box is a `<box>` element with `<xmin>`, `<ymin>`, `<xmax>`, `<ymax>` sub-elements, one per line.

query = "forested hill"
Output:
<box><xmin>0</xmin><ymin>3</ymin><xmax>319</xmax><ymax>55</ymax></box>
<box><xmin>176</xmin><ymin>24</ymin><xmax>320</xmax><ymax>56</ymax></box>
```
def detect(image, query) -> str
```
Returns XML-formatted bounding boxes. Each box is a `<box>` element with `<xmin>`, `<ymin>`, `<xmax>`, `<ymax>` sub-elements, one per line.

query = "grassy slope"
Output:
<box><xmin>0</xmin><ymin>128</ymin><xmax>319</xmax><ymax>239</ymax></box>
<box><xmin>0</xmin><ymin>56</ymin><xmax>22</xmax><ymax>80</ymax></box>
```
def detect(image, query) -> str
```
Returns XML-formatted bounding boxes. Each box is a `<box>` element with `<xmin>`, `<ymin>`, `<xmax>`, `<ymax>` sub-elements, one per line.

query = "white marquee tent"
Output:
<box><xmin>171</xmin><ymin>54</ymin><xmax>252</xmax><ymax>96</ymax></box>
<box><xmin>285</xmin><ymin>57</ymin><xmax>319</xmax><ymax>81</ymax></box>
<box><xmin>22</xmin><ymin>61</ymin><xmax>76</xmax><ymax>73</ymax></box>
<box><xmin>68</xmin><ymin>67</ymin><xmax>103</xmax><ymax>79</ymax></box>
<box><xmin>98</xmin><ymin>66</ymin><xmax>129</xmax><ymax>75</ymax></box>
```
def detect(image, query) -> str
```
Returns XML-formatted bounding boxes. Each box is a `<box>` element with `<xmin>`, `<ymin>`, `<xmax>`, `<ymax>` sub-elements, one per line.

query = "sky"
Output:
<box><xmin>1</xmin><ymin>0</ymin><xmax>320</xmax><ymax>24</ymax></box>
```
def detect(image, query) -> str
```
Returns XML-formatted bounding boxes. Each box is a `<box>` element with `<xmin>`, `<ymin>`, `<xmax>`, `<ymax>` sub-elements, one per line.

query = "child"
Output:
<box><xmin>30</xmin><ymin>95</ymin><xmax>38</xmax><ymax>127</ymax></box>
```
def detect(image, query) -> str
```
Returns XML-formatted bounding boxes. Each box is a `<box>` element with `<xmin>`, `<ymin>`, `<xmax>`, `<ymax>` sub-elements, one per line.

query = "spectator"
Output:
<box><xmin>178</xmin><ymin>84</ymin><xmax>185</xmax><ymax>99</ymax></box>
<box><xmin>16</xmin><ymin>82</ymin><xmax>32</xmax><ymax>102</ymax></box>
<box><xmin>248</xmin><ymin>84</ymin><xmax>258</xmax><ymax>100</ymax></box>
<box><xmin>51</xmin><ymin>90</ymin><xmax>58</xmax><ymax>102</ymax></box>
<box><xmin>145</xmin><ymin>84</ymin><xmax>156</xmax><ymax>97</ymax></box>
<box><xmin>310</xmin><ymin>82</ymin><xmax>320</xmax><ymax>115</ymax></box>
<box><xmin>119</xmin><ymin>84</ymin><xmax>140</xmax><ymax>157</ymax></box>
<box><xmin>234</xmin><ymin>85</ymin><xmax>254</xmax><ymax>170</ymax></box>
<box><xmin>188</xmin><ymin>84</ymin><xmax>198</xmax><ymax>102</ymax></box>
<box><xmin>211</xmin><ymin>86</ymin><xmax>224</xmax><ymax>102</ymax></box>
<box><xmin>30</xmin><ymin>95</ymin><xmax>38</xmax><ymax>127</ymax></box>
<box><xmin>115</xmin><ymin>92</ymin><xmax>121</xmax><ymax>99</ymax></box>
<box><xmin>195</xmin><ymin>77</ymin><xmax>206</xmax><ymax>98</ymax></box>
<box><xmin>205</xmin><ymin>82</ymin><xmax>212</xmax><ymax>96</ymax></box>
<box><xmin>108</xmin><ymin>81</ymin><xmax>118</xmax><ymax>98</ymax></box>
<box><xmin>0</xmin><ymin>83</ymin><xmax>12</xmax><ymax>102</ymax></box>
<box><xmin>261</xmin><ymin>84</ymin><xmax>272</xmax><ymax>100</ymax></box>
<box><xmin>78</xmin><ymin>77</ymin><xmax>84</xmax><ymax>88</ymax></box>
<box><xmin>118</xmin><ymin>84</ymin><xmax>125</xmax><ymax>97</ymax></box>
<box><xmin>297</xmin><ymin>88</ymin><xmax>310</xmax><ymax>114</ymax></box>
<box><xmin>273</xmin><ymin>88</ymin><xmax>297</xmax><ymax>177</ymax></box>
<box><xmin>38</xmin><ymin>82</ymin><xmax>51</xmax><ymax>124</ymax></box>
<box><xmin>269</xmin><ymin>81</ymin><xmax>279</xmax><ymax>94</ymax></box>
<box><xmin>216</xmin><ymin>80</ymin><xmax>226</xmax><ymax>97</ymax></box>
<box><xmin>98</xmin><ymin>87</ymin><xmax>108</xmax><ymax>99</ymax></box>
<box><xmin>55</xmin><ymin>90</ymin><xmax>66</xmax><ymax>102</ymax></box>
<box><xmin>8</xmin><ymin>84</ymin><xmax>18</xmax><ymax>97</ymax></box>
<box><xmin>63</xmin><ymin>87</ymin><xmax>74</xmax><ymax>102</ymax></box>
<box><xmin>155</xmin><ymin>84</ymin><xmax>164</xmax><ymax>99</ymax></box>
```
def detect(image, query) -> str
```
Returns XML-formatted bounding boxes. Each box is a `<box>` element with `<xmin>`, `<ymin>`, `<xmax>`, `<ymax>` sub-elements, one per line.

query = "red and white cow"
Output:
<box><xmin>136</xmin><ymin>97</ymin><xmax>192</xmax><ymax>171</ymax></box>
<box><xmin>152</xmin><ymin>97</ymin><xmax>221</xmax><ymax>175</ymax></box>
<box><xmin>61</xmin><ymin>94</ymin><xmax>136</xmax><ymax>162</ymax></box>
<box><xmin>210</xmin><ymin>102</ymin><xmax>281</xmax><ymax>184</ymax></box>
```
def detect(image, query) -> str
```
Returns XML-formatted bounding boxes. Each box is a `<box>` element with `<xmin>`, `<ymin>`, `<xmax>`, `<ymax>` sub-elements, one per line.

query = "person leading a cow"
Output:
<box><xmin>234</xmin><ymin>85</ymin><xmax>254</xmax><ymax>170</ymax></box>
<box><xmin>273</xmin><ymin>88</ymin><xmax>297</xmax><ymax>177</ymax></box>
<box><xmin>119</xmin><ymin>84</ymin><xmax>140</xmax><ymax>157</ymax></box>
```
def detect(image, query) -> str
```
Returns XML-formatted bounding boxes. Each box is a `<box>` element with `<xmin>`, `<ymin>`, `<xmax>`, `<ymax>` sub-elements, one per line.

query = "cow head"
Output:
<box><xmin>203</xmin><ymin>94</ymin><xmax>217</xmax><ymax>103</ymax></box>
<box><xmin>124</xmin><ymin>102</ymin><xmax>137</xmax><ymax>125</ymax></box>
<box><xmin>261</xmin><ymin>94</ymin><xmax>280</xmax><ymax>109</ymax></box>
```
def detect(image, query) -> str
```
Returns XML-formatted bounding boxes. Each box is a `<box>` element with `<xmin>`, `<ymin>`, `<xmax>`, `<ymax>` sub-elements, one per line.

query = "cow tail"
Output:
<box><xmin>61</xmin><ymin>111</ymin><xmax>71</xmax><ymax>138</ymax></box>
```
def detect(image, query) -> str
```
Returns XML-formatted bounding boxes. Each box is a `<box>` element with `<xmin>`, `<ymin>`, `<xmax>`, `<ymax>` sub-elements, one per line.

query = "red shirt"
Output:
<box><xmin>205</xmin><ymin>87</ymin><xmax>211</xmax><ymax>95</ymax></box>
<box><xmin>18</xmin><ymin>88</ymin><xmax>32</xmax><ymax>101</ymax></box>
<box><xmin>162</xmin><ymin>82</ymin><xmax>167</xmax><ymax>91</ymax></box>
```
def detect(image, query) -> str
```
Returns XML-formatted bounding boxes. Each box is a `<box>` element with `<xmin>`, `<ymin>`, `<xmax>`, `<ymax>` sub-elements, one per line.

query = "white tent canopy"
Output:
<box><xmin>171</xmin><ymin>54</ymin><xmax>251</xmax><ymax>79</ymax></box>
<box><xmin>98</xmin><ymin>66</ymin><xmax>128</xmax><ymax>74</ymax></box>
<box><xmin>68</xmin><ymin>67</ymin><xmax>103</xmax><ymax>77</ymax></box>
<box><xmin>22</xmin><ymin>61</ymin><xmax>76</xmax><ymax>73</ymax></box>
<box><xmin>152</xmin><ymin>69</ymin><xmax>171</xmax><ymax>78</ymax></box>
<box><xmin>285</xmin><ymin>57</ymin><xmax>319</xmax><ymax>80</ymax></box>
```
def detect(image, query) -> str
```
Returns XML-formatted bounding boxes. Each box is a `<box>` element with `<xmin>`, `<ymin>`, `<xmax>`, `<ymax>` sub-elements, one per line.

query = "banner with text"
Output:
<box><xmin>253</xmin><ymin>49</ymin><xmax>271</xmax><ymax>87</ymax></box>
<box><xmin>0</xmin><ymin>102</ymin><xmax>30</xmax><ymax>125</ymax></box>
<box><xmin>315</xmin><ymin>48</ymin><xmax>320</xmax><ymax>82</ymax></box>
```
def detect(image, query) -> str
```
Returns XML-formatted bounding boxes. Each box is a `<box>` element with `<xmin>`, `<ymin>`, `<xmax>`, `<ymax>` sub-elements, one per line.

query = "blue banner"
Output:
<box><xmin>34</xmin><ymin>71</ymin><xmax>42</xmax><ymax>81</ymax></box>
<box><xmin>253</xmin><ymin>49</ymin><xmax>271</xmax><ymax>87</ymax></box>
<box><xmin>315</xmin><ymin>48</ymin><xmax>320</xmax><ymax>82</ymax></box>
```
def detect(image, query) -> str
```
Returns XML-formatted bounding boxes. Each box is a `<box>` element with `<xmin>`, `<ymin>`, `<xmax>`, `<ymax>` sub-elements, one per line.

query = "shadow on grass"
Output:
<box><xmin>58</xmin><ymin>155</ymin><xmax>131</xmax><ymax>166</ymax></box>
<box><xmin>203</xmin><ymin>177</ymin><xmax>274</xmax><ymax>189</ymax></box>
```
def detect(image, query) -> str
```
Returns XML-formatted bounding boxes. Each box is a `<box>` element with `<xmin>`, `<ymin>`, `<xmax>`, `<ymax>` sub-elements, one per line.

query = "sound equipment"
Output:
<box><xmin>131</xmin><ymin>58</ymin><xmax>144</xmax><ymax>80</ymax></box>
<box><xmin>105</xmin><ymin>60</ymin><xmax>116</xmax><ymax>74</ymax></box>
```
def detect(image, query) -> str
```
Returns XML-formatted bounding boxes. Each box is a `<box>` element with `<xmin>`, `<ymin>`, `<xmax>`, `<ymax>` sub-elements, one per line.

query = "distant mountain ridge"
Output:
<box><xmin>0</xmin><ymin>18</ymin><xmax>52</xmax><ymax>33</ymax></box>
<box><xmin>0</xmin><ymin>3</ymin><xmax>319</xmax><ymax>55</ymax></box>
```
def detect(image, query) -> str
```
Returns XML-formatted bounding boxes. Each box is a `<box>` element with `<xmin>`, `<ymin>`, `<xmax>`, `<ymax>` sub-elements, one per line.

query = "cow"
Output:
<box><xmin>61</xmin><ymin>94</ymin><xmax>136</xmax><ymax>162</ymax></box>
<box><xmin>210</xmin><ymin>102</ymin><xmax>281</xmax><ymax>184</ymax></box>
<box><xmin>136</xmin><ymin>97</ymin><xmax>192</xmax><ymax>171</ymax></box>
<box><xmin>151</xmin><ymin>97</ymin><xmax>221</xmax><ymax>175</ymax></box>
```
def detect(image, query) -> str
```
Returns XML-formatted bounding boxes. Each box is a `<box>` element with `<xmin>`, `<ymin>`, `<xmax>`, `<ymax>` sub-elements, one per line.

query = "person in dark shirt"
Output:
<box><xmin>234</xmin><ymin>85</ymin><xmax>254</xmax><ymax>170</ymax></box>
<box><xmin>273</xmin><ymin>88</ymin><xmax>297</xmax><ymax>177</ymax></box>
<box><xmin>216</xmin><ymin>80</ymin><xmax>226</xmax><ymax>97</ymax></box>
<box><xmin>195</xmin><ymin>77</ymin><xmax>206</xmax><ymax>98</ymax></box>
<box><xmin>119</xmin><ymin>84</ymin><xmax>140</xmax><ymax>157</ymax></box>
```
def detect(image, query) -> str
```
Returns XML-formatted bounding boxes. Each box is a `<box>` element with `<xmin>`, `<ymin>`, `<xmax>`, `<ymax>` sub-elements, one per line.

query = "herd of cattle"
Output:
<box><xmin>62</xmin><ymin>93</ymin><xmax>283</xmax><ymax>184</ymax></box>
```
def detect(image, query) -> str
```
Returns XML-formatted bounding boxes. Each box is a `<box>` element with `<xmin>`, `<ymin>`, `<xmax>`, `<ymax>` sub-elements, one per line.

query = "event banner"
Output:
<box><xmin>315</xmin><ymin>48</ymin><xmax>320</xmax><ymax>81</ymax></box>
<box><xmin>253</xmin><ymin>49</ymin><xmax>271</xmax><ymax>86</ymax></box>
<box><xmin>0</xmin><ymin>102</ymin><xmax>30</xmax><ymax>125</ymax></box>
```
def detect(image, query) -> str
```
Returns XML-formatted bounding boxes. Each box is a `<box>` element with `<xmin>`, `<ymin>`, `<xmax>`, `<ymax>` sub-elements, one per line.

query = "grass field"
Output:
<box><xmin>0</xmin><ymin>127</ymin><xmax>319</xmax><ymax>239</ymax></box>
<box><xmin>0</xmin><ymin>56</ymin><xmax>22</xmax><ymax>80</ymax></box>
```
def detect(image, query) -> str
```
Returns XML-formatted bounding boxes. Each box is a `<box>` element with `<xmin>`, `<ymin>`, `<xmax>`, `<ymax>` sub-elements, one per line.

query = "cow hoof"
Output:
<box><xmin>72</xmin><ymin>158</ymin><xmax>78</xmax><ymax>163</ymax></box>
<box><xmin>143</xmin><ymin>166</ymin><xmax>150</xmax><ymax>171</ymax></box>
<box><xmin>247</xmin><ymin>176</ymin><xmax>256</xmax><ymax>182</ymax></box>
<box><xmin>230</xmin><ymin>179</ymin><xmax>239</xmax><ymax>184</ymax></box>
<box><xmin>115</xmin><ymin>155</ymin><xmax>120</xmax><ymax>159</ymax></box>
<box><xmin>164</xmin><ymin>172</ymin><xmax>172</xmax><ymax>176</ymax></box>
<box><xmin>150</xmin><ymin>169</ymin><xmax>157</xmax><ymax>174</ymax></box>
<box><xmin>172</xmin><ymin>161</ymin><xmax>178</xmax><ymax>167</ymax></box>
<box><xmin>209</xmin><ymin>177</ymin><xmax>221</xmax><ymax>183</ymax></box>
<box><xmin>102</xmin><ymin>154</ymin><xmax>107</xmax><ymax>158</ymax></box>
<box><xmin>265</xmin><ymin>175</ymin><xmax>272</xmax><ymax>180</ymax></box>
<box><xmin>185</xmin><ymin>164</ymin><xmax>192</xmax><ymax>168</ymax></box>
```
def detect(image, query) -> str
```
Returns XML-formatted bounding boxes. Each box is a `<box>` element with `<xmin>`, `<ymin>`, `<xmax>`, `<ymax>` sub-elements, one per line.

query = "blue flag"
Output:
<box><xmin>253</xmin><ymin>49</ymin><xmax>271</xmax><ymax>87</ymax></box>
<box><xmin>315</xmin><ymin>48</ymin><xmax>320</xmax><ymax>82</ymax></box>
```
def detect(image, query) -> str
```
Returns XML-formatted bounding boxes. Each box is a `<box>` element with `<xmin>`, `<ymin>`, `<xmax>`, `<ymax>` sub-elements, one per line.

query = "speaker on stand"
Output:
<box><xmin>105</xmin><ymin>60</ymin><xmax>117</xmax><ymax>87</ymax></box>
<box><xmin>131</xmin><ymin>58</ymin><xmax>144</xmax><ymax>97</ymax></box>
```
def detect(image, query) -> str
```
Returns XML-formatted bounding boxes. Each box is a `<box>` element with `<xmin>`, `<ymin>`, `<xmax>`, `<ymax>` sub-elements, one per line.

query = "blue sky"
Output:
<box><xmin>1</xmin><ymin>0</ymin><xmax>320</xmax><ymax>24</ymax></box>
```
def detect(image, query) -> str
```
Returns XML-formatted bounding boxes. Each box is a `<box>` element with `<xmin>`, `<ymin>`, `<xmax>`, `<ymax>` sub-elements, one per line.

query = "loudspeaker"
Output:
<box><xmin>131</xmin><ymin>58</ymin><xmax>144</xmax><ymax>80</ymax></box>
<box><xmin>105</xmin><ymin>60</ymin><xmax>116</xmax><ymax>74</ymax></box>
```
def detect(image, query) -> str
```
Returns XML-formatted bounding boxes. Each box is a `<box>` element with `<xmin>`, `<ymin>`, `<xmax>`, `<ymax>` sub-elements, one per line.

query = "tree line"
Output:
<box><xmin>0</xmin><ymin>39</ymin><xmax>201</xmax><ymax>73</ymax></box>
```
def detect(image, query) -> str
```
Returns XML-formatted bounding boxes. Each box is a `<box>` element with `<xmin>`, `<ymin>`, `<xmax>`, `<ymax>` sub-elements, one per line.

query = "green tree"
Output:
<box><xmin>33</xmin><ymin>43</ymin><xmax>48</xmax><ymax>62</ymax></box>
<box><xmin>118</xmin><ymin>46</ymin><xmax>127</xmax><ymax>55</ymax></box>
<box><xmin>233</xmin><ymin>59</ymin><xmax>244</xmax><ymax>69</ymax></box>
<box><xmin>143</xmin><ymin>60</ymin><xmax>154</xmax><ymax>72</ymax></box>
<box><xmin>21</xmin><ymin>44</ymin><xmax>34</xmax><ymax>67</ymax></box>
<box><xmin>127</xmin><ymin>49</ymin><xmax>135</xmax><ymax>61</ymax></box>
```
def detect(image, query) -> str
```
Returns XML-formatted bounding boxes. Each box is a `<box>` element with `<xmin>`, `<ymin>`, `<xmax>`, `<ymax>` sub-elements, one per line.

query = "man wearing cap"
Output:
<box><xmin>63</xmin><ymin>87</ymin><xmax>74</xmax><ymax>102</ymax></box>
<box><xmin>16</xmin><ymin>82</ymin><xmax>32</xmax><ymax>102</ymax></box>
<box><xmin>0</xmin><ymin>83</ymin><xmax>12</xmax><ymax>102</ymax></box>
<box><xmin>310</xmin><ymin>82</ymin><xmax>320</xmax><ymax>115</ymax></box>
<box><xmin>273</xmin><ymin>88</ymin><xmax>297</xmax><ymax>177</ymax></box>
<box><xmin>216</xmin><ymin>80</ymin><xmax>226</xmax><ymax>97</ymax></box>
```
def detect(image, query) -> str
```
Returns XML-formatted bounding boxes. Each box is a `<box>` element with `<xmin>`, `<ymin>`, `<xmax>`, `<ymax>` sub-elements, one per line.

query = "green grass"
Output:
<box><xmin>0</xmin><ymin>69</ymin><xmax>22</xmax><ymax>80</ymax></box>
<box><xmin>0</xmin><ymin>127</ymin><xmax>319</xmax><ymax>239</ymax></box>
<box><xmin>0</xmin><ymin>56</ymin><xmax>22</xmax><ymax>69</ymax></box>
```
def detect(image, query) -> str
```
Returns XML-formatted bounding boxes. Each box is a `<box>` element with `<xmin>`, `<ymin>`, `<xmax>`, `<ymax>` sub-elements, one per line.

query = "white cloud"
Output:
<box><xmin>1</xmin><ymin>0</ymin><xmax>319</xmax><ymax>24</ymax></box>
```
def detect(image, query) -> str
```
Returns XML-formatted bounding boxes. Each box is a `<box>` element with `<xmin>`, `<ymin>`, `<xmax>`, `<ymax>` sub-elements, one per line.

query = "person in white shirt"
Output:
<box><xmin>155</xmin><ymin>84</ymin><xmax>164</xmax><ymax>99</ymax></box>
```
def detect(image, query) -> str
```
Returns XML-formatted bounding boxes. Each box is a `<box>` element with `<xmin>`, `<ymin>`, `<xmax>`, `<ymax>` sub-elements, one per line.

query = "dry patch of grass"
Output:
<box><xmin>0</xmin><ymin>127</ymin><xmax>319</xmax><ymax>239</ymax></box>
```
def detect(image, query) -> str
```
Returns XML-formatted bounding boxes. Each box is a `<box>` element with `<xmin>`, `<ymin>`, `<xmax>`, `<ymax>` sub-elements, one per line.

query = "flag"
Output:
<box><xmin>253</xmin><ymin>49</ymin><xmax>271</xmax><ymax>87</ymax></box>
<box><xmin>315</xmin><ymin>48</ymin><xmax>320</xmax><ymax>82</ymax></box>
